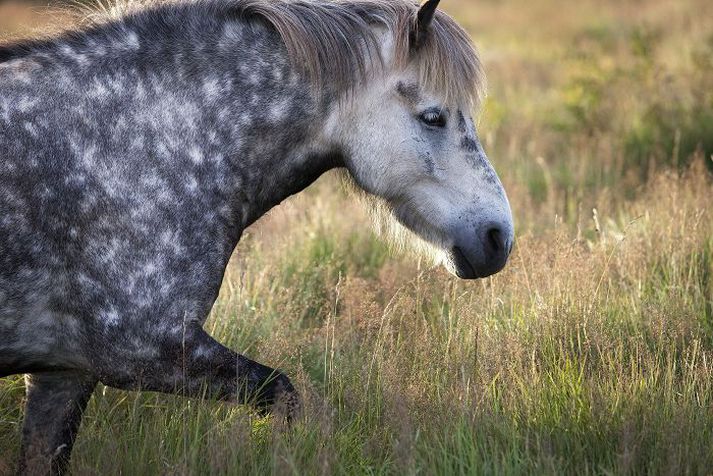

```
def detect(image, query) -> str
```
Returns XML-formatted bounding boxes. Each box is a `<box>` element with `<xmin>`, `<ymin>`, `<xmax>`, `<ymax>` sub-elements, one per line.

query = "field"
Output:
<box><xmin>1</xmin><ymin>0</ymin><xmax>712</xmax><ymax>474</ymax></box>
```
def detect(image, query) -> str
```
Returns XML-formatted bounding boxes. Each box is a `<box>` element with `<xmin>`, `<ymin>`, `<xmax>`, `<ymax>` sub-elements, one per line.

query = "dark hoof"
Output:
<box><xmin>255</xmin><ymin>372</ymin><xmax>301</xmax><ymax>423</ymax></box>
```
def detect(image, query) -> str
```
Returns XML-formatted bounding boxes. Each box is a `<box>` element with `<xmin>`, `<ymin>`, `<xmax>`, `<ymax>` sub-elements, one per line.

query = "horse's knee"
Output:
<box><xmin>94</xmin><ymin>327</ymin><xmax>300</xmax><ymax>416</ymax></box>
<box><xmin>251</xmin><ymin>369</ymin><xmax>301</xmax><ymax>421</ymax></box>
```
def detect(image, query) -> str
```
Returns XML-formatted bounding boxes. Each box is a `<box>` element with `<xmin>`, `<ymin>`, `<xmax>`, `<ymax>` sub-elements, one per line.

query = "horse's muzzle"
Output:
<box><xmin>450</xmin><ymin>220</ymin><xmax>513</xmax><ymax>279</ymax></box>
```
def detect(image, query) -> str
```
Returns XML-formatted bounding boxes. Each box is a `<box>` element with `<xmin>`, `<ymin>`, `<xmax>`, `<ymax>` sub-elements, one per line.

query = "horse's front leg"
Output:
<box><xmin>18</xmin><ymin>371</ymin><xmax>97</xmax><ymax>476</ymax></box>
<box><xmin>100</xmin><ymin>323</ymin><xmax>299</xmax><ymax>419</ymax></box>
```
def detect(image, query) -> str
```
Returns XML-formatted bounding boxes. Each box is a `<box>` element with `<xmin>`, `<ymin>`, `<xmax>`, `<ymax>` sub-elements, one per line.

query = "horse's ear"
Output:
<box><xmin>412</xmin><ymin>0</ymin><xmax>441</xmax><ymax>49</ymax></box>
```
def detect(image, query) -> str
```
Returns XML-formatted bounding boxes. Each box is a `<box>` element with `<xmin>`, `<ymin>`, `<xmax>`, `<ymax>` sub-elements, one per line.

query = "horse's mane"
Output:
<box><xmin>2</xmin><ymin>0</ymin><xmax>485</xmax><ymax>106</ymax></box>
<box><xmin>231</xmin><ymin>0</ymin><xmax>485</xmax><ymax>106</ymax></box>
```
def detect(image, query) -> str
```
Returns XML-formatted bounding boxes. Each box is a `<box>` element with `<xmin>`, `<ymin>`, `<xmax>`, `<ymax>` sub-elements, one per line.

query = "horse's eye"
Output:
<box><xmin>420</xmin><ymin>110</ymin><xmax>447</xmax><ymax>128</ymax></box>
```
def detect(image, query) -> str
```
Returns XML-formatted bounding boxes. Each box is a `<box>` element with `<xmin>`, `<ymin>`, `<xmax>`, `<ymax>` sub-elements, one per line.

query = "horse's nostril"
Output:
<box><xmin>487</xmin><ymin>228</ymin><xmax>503</xmax><ymax>253</ymax></box>
<box><xmin>452</xmin><ymin>223</ymin><xmax>512</xmax><ymax>279</ymax></box>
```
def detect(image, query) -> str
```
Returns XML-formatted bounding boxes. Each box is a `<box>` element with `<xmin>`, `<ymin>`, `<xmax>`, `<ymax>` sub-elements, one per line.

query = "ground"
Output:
<box><xmin>0</xmin><ymin>0</ymin><xmax>712</xmax><ymax>473</ymax></box>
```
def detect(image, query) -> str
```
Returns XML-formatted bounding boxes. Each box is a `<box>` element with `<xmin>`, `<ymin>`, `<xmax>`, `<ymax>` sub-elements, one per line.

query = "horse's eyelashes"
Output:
<box><xmin>420</xmin><ymin>110</ymin><xmax>447</xmax><ymax>128</ymax></box>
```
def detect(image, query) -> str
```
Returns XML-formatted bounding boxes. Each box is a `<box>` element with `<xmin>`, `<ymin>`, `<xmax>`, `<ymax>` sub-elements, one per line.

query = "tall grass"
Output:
<box><xmin>1</xmin><ymin>0</ymin><xmax>712</xmax><ymax>474</ymax></box>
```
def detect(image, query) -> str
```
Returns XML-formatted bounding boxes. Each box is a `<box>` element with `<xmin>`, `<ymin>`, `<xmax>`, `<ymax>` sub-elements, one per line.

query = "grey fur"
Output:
<box><xmin>18</xmin><ymin>372</ymin><xmax>97</xmax><ymax>475</ymax></box>
<box><xmin>0</xmin><ymin>0</ymin><xmax>499</xmax><ymax>473</ymax></box>
<box><xmin>1</xmin><ymin>4</ymin><xmax>329</xmax><ymax>473</ymax></box>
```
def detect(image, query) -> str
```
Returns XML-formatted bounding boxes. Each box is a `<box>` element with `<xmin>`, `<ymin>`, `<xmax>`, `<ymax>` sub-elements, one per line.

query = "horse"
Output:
<box><xmin>0</xmin><ymin>0</ymin><xmax>514</xmax><ymax>472</ymax></box>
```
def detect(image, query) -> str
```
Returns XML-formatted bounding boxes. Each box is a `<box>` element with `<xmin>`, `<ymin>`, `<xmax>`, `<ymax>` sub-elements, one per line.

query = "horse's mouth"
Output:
<box><xmin>451</xmin><ymin>246</ymin><xmax>478</xmax><ymax>279</ymax></box>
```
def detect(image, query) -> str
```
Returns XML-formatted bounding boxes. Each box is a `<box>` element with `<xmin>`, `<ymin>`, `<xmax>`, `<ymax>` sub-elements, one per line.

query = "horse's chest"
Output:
<box><xmin>0</xmin><ymin>225</ymin><xmax>230</xmax><ymax>370</ymax></box>
<box><xmin>0</xmin><ymin>283</ymin><xmax>90</xmax><ymax>373</ymax></box>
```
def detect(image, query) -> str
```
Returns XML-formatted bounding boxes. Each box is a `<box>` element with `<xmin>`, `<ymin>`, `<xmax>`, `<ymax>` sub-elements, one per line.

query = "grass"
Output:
<box><xmin>1</xmin><ymin>0</ymin><xmax>712</xmax><ymax>474</ymax></box>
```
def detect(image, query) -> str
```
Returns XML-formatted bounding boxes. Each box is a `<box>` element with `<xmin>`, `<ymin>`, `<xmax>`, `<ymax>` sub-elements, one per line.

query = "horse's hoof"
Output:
<box><xmin>255</xmin><ymin>372</ymin><xmax>301</xmax><ymax>423</ymax></box>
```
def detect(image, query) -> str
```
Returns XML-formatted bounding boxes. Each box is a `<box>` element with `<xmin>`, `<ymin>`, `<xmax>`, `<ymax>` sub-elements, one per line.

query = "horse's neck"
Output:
<box><xmin>120</xmin><ymin>12</ymin><xmax>343</xmax><ymax>228</ymax></box>
<box><xmin>3</xmin><ymin>9</ymin><xmax>345</xmax><ymax>236</ymax></box>
<box><xmin>212</xmin><ymin>27</ymin><xmax>343</xmax><ymax>227</ymax></box>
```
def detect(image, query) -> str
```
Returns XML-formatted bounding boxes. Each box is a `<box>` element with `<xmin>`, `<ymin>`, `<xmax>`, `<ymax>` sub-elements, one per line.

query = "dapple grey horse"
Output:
<box><xmin>0</xmin><ymin>0</ymin><xmax>513</xmax><ymax>472</ymax></box>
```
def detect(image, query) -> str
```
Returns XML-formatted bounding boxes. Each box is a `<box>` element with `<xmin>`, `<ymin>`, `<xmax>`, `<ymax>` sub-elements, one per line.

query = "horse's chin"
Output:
<box><xmin>447</xmin><ymin>246</ymin><xmax>480</xmax><ymax>279</ymax></box>
<box><xmin>444</xmin><ymin>242</ymin><xmax>511</xmax><ymax>280</ymax></box>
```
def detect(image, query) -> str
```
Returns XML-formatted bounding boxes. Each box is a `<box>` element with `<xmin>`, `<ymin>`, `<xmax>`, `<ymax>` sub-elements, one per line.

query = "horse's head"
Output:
<box><xmin>338</xmin><ymin>0</ymin><xmax>513</xmax><ymax>279</ymax></box>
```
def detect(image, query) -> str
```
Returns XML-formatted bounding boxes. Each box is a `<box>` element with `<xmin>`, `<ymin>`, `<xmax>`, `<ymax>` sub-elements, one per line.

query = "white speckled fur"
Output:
<box><xmin>0</xmin><ymin>0</ymin><xmax>512</xmax><ymax>473</ymax></box>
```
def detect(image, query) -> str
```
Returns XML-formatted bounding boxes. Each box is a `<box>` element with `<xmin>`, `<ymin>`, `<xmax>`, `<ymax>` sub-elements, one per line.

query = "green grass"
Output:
<box><xmin>1</xmin><ymin>0</ymin><xmax>712</xmax><ymax>474</ymax></box>
<box><xmin>5</xmin><ymin>168</ymin><xmax>711</xmax><ymax>474</ymax></box>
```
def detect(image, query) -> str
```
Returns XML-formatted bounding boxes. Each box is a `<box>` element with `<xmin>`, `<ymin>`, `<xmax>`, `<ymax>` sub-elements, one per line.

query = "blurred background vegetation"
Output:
<box><xmin>0</xmin><ymin>0</ymin><xmax>712</xmax><ymax>474</ymax></box>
